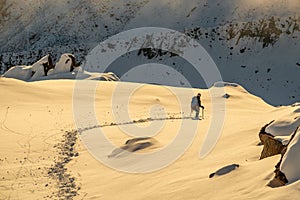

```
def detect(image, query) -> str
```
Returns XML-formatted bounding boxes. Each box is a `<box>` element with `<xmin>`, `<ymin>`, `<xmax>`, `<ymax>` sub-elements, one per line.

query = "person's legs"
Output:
<box><xmin>191</xmin><ymin>105</ymin><xmax>200</xmax><ymax>119</ymax></box>
<box><xmin>194</xmin><ymin>106</ymin><xmax>200</xmax><ymax>119</ymax></box>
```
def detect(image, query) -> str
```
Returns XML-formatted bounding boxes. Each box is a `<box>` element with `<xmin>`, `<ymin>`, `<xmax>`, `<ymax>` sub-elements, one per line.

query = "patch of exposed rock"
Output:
<box><xmin>259</xmin><ymin>120</ymin><xmax>286</xmax><ymax>159</ymax></box>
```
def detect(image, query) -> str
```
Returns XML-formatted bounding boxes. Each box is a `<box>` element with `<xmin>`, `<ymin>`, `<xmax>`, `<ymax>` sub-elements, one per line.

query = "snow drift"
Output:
<box><xmin>280</xmin><ymin>127</ymin><xmax>300</xmax><ymax>184</ymax></box>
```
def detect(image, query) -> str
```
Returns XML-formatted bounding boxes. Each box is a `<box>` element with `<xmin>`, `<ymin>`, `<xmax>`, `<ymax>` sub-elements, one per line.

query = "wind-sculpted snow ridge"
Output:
<box><xmin>266</xmin><ymin>107</ymin><xmax>300</xmax><ymax>137</ymax></box>
<box><xmin>1</xmin><ymin>53</ymin><xmax>120</xmax><ymax>81</ymax></box>
<box><xmin>213</xmin><ymin>82</ymin><xmax>239</xmax><ymax>88</ymax></box>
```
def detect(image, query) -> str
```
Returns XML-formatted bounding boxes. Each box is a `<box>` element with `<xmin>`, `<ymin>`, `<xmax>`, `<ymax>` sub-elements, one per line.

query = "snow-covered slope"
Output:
<box><xmin>0</xmin><ymin>78</ymin><xmax>299</xmax><ymax>199</ymax></box>
<box><xmin>1</xmin><ymin>0</ymin><xmax>300</xmax><ymax>105</ymax></box>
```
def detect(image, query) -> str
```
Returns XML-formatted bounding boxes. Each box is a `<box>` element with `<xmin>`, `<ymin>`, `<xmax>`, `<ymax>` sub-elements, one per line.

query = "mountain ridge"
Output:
<box><xmin>0</xmin><ymin>0</ymin><xmax>300</xmax><ymax>105</ymax></box>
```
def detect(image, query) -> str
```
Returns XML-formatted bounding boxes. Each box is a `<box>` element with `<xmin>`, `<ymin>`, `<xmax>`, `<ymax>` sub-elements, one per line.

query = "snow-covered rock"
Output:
<box><xmin>2</xmin><ymin>65</ymin><xmax>33</xmax><ymax>81</ymax></box>
<box><xmin>31</xmin><ymin>55</ymin><xmax>54</xmax><ymax>80</ymax></box>
<box><xmin>48</xmin><ymin>53</ymin><xmax>78</xmax><ymax>75</ymax></box>
<box><xmin>1</xmin><ymin>53</ymin><xmax>120</xmax><ymax>82</ymax></box>
<box><xmin>274</xmin><ymin>136</ymin><xmax>292</xmax><ymax>146</ymax></box>
<box><xmin>266</xmin><ymin>108</ymin><xmax>300</xmax><ymax>137</ymax></box>
<box><xmin>106</xmin><ymin>72</ymin><xmax>120</xmax><ymax>81</ymax></box>
<box><xmin>259</xmin><ymin>104</ymin><xmax>300</xmax><ymax>160</ymax></box>
<box><xmin>39</xmin><ymin>69</ymin><xmax>119</xmax><ymax>81</ymax></box>
<box><xmin>2</xmin><ymin>54</ymin><xmax>53</xmax><ymax>81</ymax></box>
<box><xmin>280</xmin><ymin>127</ymin><xmax>300</xmax><ymax>184</ymax></box>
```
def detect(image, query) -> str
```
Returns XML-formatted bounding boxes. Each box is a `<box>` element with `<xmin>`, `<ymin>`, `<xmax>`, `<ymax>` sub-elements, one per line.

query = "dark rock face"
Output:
<box><xmin>260</xmin><ymin>135</ymin><xmax>285</xmax><ymax>159</ymax></box>
<box><xmin>267</xmin><ymin>147</ymin><xmax>288</xmax><ymax>187</ymax></box>
<box><xmin>258</xmin><ymin>120</ymin><xmax>275</xmax><ymax>145</ymax></box>
<box><xmin>259</xmin><ymin>120</ymin><xmax>286</xmax><ymax>159</ymax></box>
<box><xmin>43</xmin><ymin>54</ymin><xmax>54</xmax><ymax>75</ymax></box>
<box><xmin>268</xmin><ymin>170</ymin><xmax>288</xmax><ymax>187</ymax></box>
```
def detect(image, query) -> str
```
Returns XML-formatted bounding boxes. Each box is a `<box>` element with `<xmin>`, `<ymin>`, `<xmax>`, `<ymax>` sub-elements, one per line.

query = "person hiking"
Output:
<box><xmin>191</xmin><ymin>93</ymin><xmax>205</xmax><ymax>119</ymax></box>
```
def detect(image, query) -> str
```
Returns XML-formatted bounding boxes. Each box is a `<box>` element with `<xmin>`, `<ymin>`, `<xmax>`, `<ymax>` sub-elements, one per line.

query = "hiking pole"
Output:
<box><xmin>202</xmin><ymin>107</ymin><xmax>204</xmax><ymax>119</ymax></box>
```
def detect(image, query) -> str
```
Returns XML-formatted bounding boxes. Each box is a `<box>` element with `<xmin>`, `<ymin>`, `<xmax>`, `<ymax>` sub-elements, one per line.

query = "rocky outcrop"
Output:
<box><xmin>267</xmin><ymin>126</ymin><xmax>300</xmax><ymax>187</ymax></box>
<box><xmin>268</xmin><ymin>170</ymin><xmax>288</xmax><ymax>187</ymax></box>
<box><xmin>259</xmin><ymin>120</ymin><xmax>275</xmax><ymax>145</ymax></box>
<box><xmin>259</xmin><ymin>120</ymin><xmax>286</xmax><ymax>159</ymax></box>
<box><xmin>260</xmin><ymin>136</ymin><xmax>285</xmax><ymax>159</ymax></box>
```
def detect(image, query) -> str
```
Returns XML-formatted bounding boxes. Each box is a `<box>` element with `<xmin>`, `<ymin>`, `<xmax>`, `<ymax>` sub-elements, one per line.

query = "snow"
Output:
<box><xmin>0</xmin><ymin>0</ymin><xmax>300</xmax><ymax>199</ymax></box>
<box><xmin>213</xmin><ymin>82</ymin><xmax>239</xmax><ymax>88</ymax></box>
<box><xmin>2</xmin><ymin>55</ymin><xmax>52</xmax><ymax>81</ymax></box>
<box><xmin>48</xmin><ymin>54</ymin><xmax>74</xmax><ymax>75</ymax></box>
<box><xmin>0</xmin><ymin>77</ymin><xmax>299</xmax><ymax>199</ymax></box>
<box><xmin>2</xmin><ymin>65</ymin><xmax>33</xmax><ymax>81</ymax></box>
<box><xmin>280</xmin><ymin>128</ymin><xmax>300</xmax><ymax>184</ymax></box>
<box><xmin>274</xmin><ymin>136</ymin><xmax>292</xmax><ymax>146</ymax></box>
<box><xmin>266</xmin><ymin>107</ymin><xmax>300</xmax><ymax>137</ymax></box>
<box><xmin>39</xmin><ymin>69</ymin><xmax>120</xmax><ymax>81</ymax></box>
